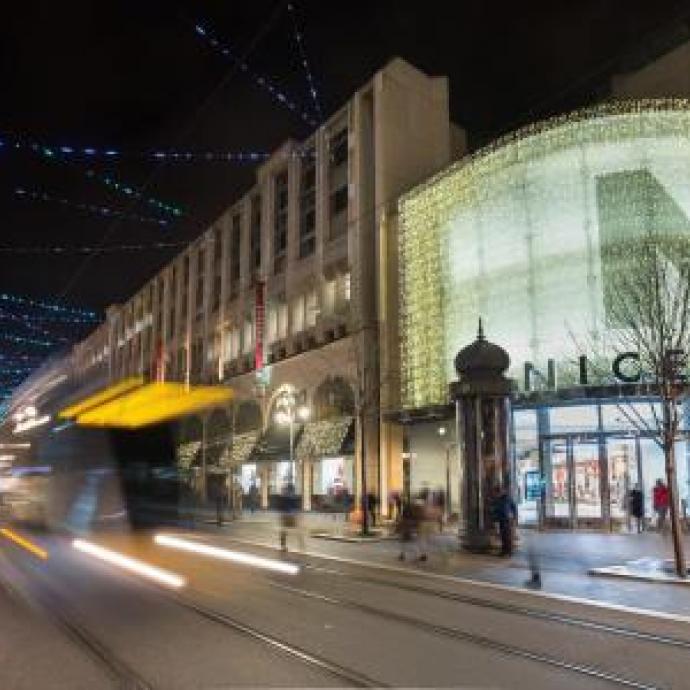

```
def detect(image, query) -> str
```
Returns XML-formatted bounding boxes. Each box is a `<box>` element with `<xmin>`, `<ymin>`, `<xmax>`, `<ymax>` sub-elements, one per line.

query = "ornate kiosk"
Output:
<box><xmin>451</xmin><ymin>321</ymin><xmax>515</xmax><ymax>551</ymax></box>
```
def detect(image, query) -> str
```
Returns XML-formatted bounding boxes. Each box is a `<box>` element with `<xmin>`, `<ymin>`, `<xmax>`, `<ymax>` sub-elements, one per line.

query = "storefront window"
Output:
<box><xmin>601</xmin><ymin>402</ymin><xmax>661</xmax><ymax>433</ymax></box>
<box><xmin>513</xmin><ymin>410</ymin><xmax>539</xmax><ymax>524</ymax></box>
<box><xmin>240</xmin><ymin>464</ymin><xmax>258</xmax><ymax>493</ymax></box>
<box><xmin>549</xmin><ymin>405</ymin><xmax>598</xmax><ymax>434</ymax></box>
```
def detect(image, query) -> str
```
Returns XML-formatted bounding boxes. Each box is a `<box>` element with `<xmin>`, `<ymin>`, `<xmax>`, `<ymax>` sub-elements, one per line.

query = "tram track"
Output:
<box><xmin>159</xmin><ymin>590</ymin><xmax>386</xmax><ymax>688</ymax></box>
<box><xmin>303</xmin><ymin>563</ymin><xmax>690</xmax><ymax>650</ymax></box>
<box><xmin>269</xmin><ymin>580</ymin><xmax>662</xmax><ymax>690</ymax></box>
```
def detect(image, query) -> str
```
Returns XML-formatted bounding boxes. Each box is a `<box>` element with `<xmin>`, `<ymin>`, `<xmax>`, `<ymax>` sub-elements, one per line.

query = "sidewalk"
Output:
<box><xmin>182</xmin><ymin>511</ymin><xmax>690</xmax><ymax>618</ymax></box>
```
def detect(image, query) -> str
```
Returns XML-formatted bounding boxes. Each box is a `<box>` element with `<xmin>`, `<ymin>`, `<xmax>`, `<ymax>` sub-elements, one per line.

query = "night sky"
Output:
<box><xmin>2</xmin><ymin>0</ymin><xmax>690</xmax><ymax>313</ymax></box>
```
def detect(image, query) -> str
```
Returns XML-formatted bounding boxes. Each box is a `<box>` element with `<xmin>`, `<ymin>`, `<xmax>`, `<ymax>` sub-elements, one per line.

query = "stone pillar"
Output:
<box><xmin>302</xmin><ymin>459</ymin><xmax>312</xmax><ymax>511</ymax></box>
<box><xmin>450</xmin><ymin>321</ymin><xmax>514</xmax><ymax>552</ymax></box>
<box><xmin>260</xmin><ymin>466</ymin><xmax>269</xmax><ymax>509</ymax></box>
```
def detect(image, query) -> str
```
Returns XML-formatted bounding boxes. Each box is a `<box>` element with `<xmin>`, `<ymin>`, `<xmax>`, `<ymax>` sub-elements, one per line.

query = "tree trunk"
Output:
<box><xmin>664</xmin><ymin>399</ymin><xmax>687</xmax><ymax>578</ymax></box>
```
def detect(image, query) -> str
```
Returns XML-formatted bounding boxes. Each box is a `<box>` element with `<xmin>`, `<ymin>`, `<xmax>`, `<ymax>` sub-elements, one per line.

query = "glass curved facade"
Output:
<box><xmin>399</xmin><ymin>100</ymin><xmax>690</xmax><ymax>408</ymax></box>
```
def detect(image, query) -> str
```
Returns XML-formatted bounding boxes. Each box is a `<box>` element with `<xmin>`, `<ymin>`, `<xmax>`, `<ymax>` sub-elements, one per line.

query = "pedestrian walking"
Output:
<box><xmin>397</xmin><ymin>500</ymin><xmax>418</xmax><ymax>561</ymax></box>
<box><xmin>491</xmin><ymin>485</ymin><xmax>517</xmax><ymax>557</ymax></box>
<box><xmin>367</xmin><ymin>492</ymin><xmax>378</xmax><ymax>527</ymax></box>
<box><xmin>653</xmin><ymin>479</ymin><xmax>669</xmax><ymax>534</ymax></box>
<box><xmin>629</xmin><ymin>485</ymin><xmax>644</xmax><ymax>533</ymax></box>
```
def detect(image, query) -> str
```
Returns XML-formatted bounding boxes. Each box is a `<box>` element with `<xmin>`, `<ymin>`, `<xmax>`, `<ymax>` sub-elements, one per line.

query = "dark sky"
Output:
<box><xmin>2</xmin><ymin>0</ymin><xmax>690</xmax><ymax>313</ymax></box>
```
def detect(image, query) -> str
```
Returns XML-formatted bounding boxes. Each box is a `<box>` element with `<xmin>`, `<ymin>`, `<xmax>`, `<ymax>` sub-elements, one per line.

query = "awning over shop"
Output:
<box><xmin>296</xmin><ymin>416</ymin><xmax>354</xmax><ymax>458</ymax></box>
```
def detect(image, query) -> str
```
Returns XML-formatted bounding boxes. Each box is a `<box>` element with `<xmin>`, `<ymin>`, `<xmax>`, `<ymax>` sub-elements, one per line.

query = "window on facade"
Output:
<box><xmin>329</xmin><ymin>128</ymin><xmax>348</xmax><ymax>168</ymax></box>
<box><xmin>291</xmin><ymin>294</ymin><xmax>305</xmax><ymax>334</ymax></box>
<box><xmin>243</xmin><ymin>318</ymin><xmax>253</xmax><ymax>354</ymax></box>
<box><xmin>328</xmin><ymin>127</ymin><xmax>348</xmax><ymax>240</ymax></box>
<box><xmin>299</xmin><ymin>147</ymin><xmax>316</xmax><ymax>258</ymax></box>
<box><xmin>267</xmin><ymin>305</ymin><xmax>278</xmax><ymax>344</ymax></box>
<box><xmin>343</xmin><ymin>272</ymin><xmax>351</xmax><ymax>302</ymax></box>
<box><xmin>306</xmin><ymin>289</ymin><xmax>318</xmax><ymax>328</ymax></box>
<box><xmin>250</xmin><ymin>196</ymin><xmax>262</xmax><ymax>272</ymax></box>
<box><xmin>230</xmin><ymin>214</ymin><xmax>241</xmax><ymax>294</ymax></box>
<box><xmin>278</xmin><ymin>302</ymin><xmax>288</xmax><ymax>339</ymax></box>
<box><xmin>274</xmin><ymin>171</ymin><xmax>288</xmax><ymax>274</ymax></box>
<box><xmin>323</xmin><ymin>279</ymin><xmax>336</xmax><ymax>316</ymax></box>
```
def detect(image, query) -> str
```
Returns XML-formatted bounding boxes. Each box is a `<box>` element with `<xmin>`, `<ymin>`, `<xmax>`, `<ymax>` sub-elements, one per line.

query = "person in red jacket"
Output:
<box><xmin>653</xmin><ymin>479</ymin><xmax>670</xmax><ymax>534</ymax></box>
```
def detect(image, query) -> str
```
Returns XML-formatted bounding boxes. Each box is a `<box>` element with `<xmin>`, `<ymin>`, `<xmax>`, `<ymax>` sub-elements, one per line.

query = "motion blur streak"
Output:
<box><xmin>0</xmin><ymin>527</ymin><xmax>49</xmax><ymax>560</ymax></box>
<box><xmin>72</xmin><ymin>539</ymin><xmax>186</xmax><ymax>588</ymax></box>
<box><xmin>154</xmin><ymin>534</ymin><xmax>300</xmax><ymax>575</ymax></box>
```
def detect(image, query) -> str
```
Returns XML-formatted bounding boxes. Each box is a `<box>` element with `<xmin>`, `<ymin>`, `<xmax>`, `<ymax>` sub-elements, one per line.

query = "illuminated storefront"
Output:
<box><xmin>398</xmin><ymin>100</ymin><xmax>690</xmax><ymax>527</ymax></box>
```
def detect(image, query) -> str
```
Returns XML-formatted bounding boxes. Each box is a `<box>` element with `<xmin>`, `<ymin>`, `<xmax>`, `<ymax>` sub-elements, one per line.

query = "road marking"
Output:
<box><xmin>0</xmin><ymin>527</ymin><xmax>48</xmax><ymax>560</ymax></box>
<box><xmin>196</xmin><ymin>532</ymin><xmax>690</xmax><ymax>625</ymax></box>
<box><xmin>72</xmin><ymin>539</ymin><xmax>186</xmax><ymax>589</ymax></box>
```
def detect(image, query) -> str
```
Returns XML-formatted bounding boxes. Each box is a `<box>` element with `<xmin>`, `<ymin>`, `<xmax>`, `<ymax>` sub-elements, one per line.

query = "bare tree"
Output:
<box><xmin>598</xmin><ymin>229</ymin><xmax>690</xmax><ymax>577</ymax></box>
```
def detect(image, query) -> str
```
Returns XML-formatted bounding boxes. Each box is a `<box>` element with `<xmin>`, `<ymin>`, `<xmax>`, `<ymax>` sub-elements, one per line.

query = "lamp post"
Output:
<box><xmin>274</xmin><ymin>388</ymin><xmax>310</xmax><ymax>490</ymax></box>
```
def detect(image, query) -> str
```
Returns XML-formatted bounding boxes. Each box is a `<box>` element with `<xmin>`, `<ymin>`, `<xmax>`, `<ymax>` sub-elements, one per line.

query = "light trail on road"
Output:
<box><xmin>154</xmin><ymin>534</ymin><xmax>300</xmax><ymax>575</ymax></box>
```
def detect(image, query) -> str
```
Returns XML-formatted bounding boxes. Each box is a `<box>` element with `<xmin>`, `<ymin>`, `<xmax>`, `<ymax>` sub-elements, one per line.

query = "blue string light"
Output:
<box><xmin>0</xmin><ymin>333</ymin><xmax>54</xmax><ymax>348</ymax></box>
<box><xmin>0</xmin><ymin>135</ymin><xmax>271</xmax><ymax>163</ymax></box>
<box><xmin>0</xmin><ymin>240</ymin><xmax>187</xmax><ymax>256</ymax></box>
<box><xmin>85</xmin><ymin>170</ymin><xmax>184</xmax><ymax>217</ymax></box>
<box><xmin>14</xmin><ymin>187</ymin><xmax>169</xmax><ymax>227</ymax></box>
<box><xmin>0</xmin><ymin>293</ymin><xmax>98</xmax><ymax>318</ymax></box>
<box><xmin>286</xmin><ymin>2</ymin><xmax>322</xmax><ymax>122</ymax></box>
<box><xmin>193</xmin><ymin>22</ymin><xmax>317</xmax><ymax>128</ymax></box>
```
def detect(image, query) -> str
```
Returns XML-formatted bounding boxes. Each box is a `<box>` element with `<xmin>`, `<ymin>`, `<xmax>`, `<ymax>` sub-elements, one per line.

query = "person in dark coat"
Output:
<box><xmin>491</xmin><ymin>486</ymin><xmax>517</xmax><ymax>556</ymax></box>
<box><xmin>629</xmin><ymin>485</ymin><xmax>644</xmax><ymax>533</ymax></box>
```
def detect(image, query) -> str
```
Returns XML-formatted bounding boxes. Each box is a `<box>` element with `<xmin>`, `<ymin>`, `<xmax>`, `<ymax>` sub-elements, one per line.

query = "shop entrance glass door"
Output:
<box><xmin>543</xmin><ymin>438</ymin><xmax>571</xmax><ymax>521</ymax></box>
<box><xmin>572</xmin><ymin>440</ymin><xmax>602</xmax><ymax>520</ymax></box>
<box><xmin>607</xmin><ymin>438</ymin><xmax>639</xmax><ymax>522</ymax></box>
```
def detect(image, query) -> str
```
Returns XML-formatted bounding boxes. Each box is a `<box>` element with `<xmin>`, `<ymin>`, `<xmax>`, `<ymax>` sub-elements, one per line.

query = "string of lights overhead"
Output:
<box><xmin>0</xmin><ymin>293</ymin><xmax>98</xmax><ymax>318</ymax></box>
<box><xmin>14</xmin><ymin>187</ymin><xmax>170</xmax><ymax>227</ymax></box>
<box><xmin>193</xmin><ymin>22</ymin><xmax>317</xmax><ymax>128</ymax></box>
<box><xmin>0</xmin><ymin>240</ymin><xmax>187</xmax><ymax>256</ymax></box>
<box><xmin>85</xmin><ymin>170</ymin><xmax>184</xmax><ymax>217</ymax></box>
<box><xmin>0</xmin><ymin>137</ymin><xmax>271</xmax><ymax>163</ymax></box>
<box><xmin>286</xmin><ymin>2</ymin><xmax>322</xmax><ymax>122</ymax></box>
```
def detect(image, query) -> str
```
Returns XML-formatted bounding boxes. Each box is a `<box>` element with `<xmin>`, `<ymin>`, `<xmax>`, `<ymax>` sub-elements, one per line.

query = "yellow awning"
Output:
<box><xmin>59</xmin><ymin>380</ymin><xmax>232</xmax><ymax>429</ymax></box>
<box><xmin>58</xmin><ymin>377</ymin><xmax>144</xmax><ymax>419</ymax></box>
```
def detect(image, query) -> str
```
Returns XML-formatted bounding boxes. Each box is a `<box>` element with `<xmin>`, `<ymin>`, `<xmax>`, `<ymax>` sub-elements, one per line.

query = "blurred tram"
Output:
<box><xmin>1</xmin><ymin>355</ymin><xmax>229</xmax><ymax>533</ymax></box>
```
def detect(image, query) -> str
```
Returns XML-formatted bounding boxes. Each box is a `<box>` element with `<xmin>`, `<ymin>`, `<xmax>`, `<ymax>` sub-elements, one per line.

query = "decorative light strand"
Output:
<box><xmin>0</xmin><ymin>241</ymin><xmax>187</xmax><ymax>256</ymax></box>
<box><xmin>0</xmin><ymin>293</ymin><xmax>97</xmax><ymax>318</ymax></box>
<box><xmin>286</xmin><ymin>2</ymin><xmax>322</xmax><ymax>122</ymax></box>
<box><xmin>0</xmin><ymin>136</ymin><xmax>270</xmax><ymax>163</ymax></box>
<box><xmin>14</xmin><ymin>188</ymin><xmax>169</xmax><ymax>227</ymax></box>
<box><xmin>85</xmin><ymin>170</ymin><xmax>184</xmax><ymax>217</ymax></box>
<box><xmin>0</xmin><ymin>333</ymin><xmax>54</xmax><ymax>348</ymax></box>
<box><xmin>193</xmin><ymin>22</ymin><xmax>317</xmax><ymax>127</ymax></box>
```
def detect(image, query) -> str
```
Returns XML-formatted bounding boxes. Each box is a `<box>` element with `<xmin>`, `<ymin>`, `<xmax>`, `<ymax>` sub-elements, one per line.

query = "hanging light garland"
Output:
<box><xmin>0</xmin><ymin>240</ymin><xmax>187</xmax><ymax>256</ymax></box>
<box><xmin>286</xmin><ymin>2</ymin><xmax>322</xmax><ymax>122</ymax></box>
<box><xmin>0</xmin><ymin>293</ymin><xmax>97</xmax><ymax>318</ymax></box>
<box><xmin>0</xmin><ymin>136</ymin><xmax>270</xmax><ymax>163</ymax></box>
<box><xmin>14</xmin><ymin>187</ymin><xmax>170</xmax><ymax>227</ymax></box>
<box><xmin>85</xmin><ymin>170</ymin><xmax>184</xmax><ymax>217</ymax></box>
<box><xmin>193</xmin><ymin>22</ymin><xmax>317</xmax><ymax>128</ymax></box>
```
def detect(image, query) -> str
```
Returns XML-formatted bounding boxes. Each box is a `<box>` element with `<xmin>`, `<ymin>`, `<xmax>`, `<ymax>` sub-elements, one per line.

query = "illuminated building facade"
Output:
<box><xmin>398</xmin><ymin>100</ymin><xmax>690</xmax><ymax>528</ymax></box>
<box><xmin>68</xmin><ymin>58</ymin><xmax>463</xmax><ymax>513</ymax></box>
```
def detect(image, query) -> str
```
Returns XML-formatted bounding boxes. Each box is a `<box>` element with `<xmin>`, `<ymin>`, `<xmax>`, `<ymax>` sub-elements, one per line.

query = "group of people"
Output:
<box><xmin>628</xmin><ymin>479</ymin><xmax>672</xmax><ymax>533</ymax></box>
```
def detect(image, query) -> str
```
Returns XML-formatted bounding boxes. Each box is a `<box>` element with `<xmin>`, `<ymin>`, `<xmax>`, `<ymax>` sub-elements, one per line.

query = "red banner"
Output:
<box><xmin>255</xmin><ymin>281</ymin><xmax>265</xmax><ymax>371</ymax></box>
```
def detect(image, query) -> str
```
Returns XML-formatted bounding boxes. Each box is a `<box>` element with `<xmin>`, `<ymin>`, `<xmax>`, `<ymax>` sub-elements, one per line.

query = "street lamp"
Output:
<box><xmin>274</xmin><ymin>388</ymin><xmax>310</xmax><ymax>487</ymax></box>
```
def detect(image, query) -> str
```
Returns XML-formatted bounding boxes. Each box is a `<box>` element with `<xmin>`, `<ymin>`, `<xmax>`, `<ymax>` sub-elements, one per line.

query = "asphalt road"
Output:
<box><xmin>1</xmin><ymin>524</ymin><xmax>689</xmax><ymax>689</ymax></box>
